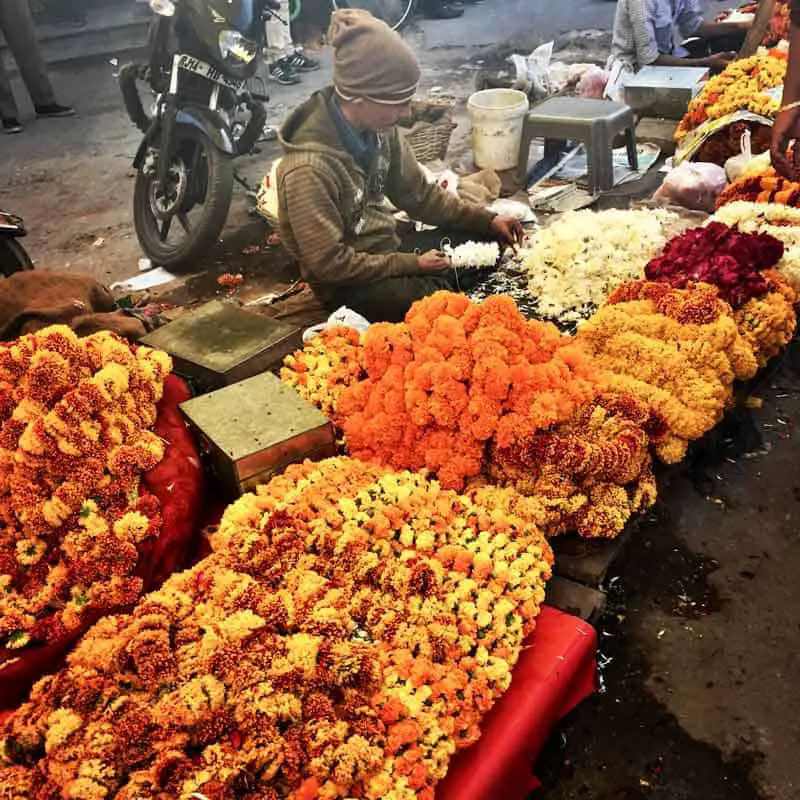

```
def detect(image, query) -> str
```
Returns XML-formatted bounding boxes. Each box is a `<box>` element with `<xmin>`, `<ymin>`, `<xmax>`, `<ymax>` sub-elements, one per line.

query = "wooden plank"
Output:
<box><xmin>740</xmin><ymin>0</ymin><xmax>777</xmax><ymax>57</ymax></box>
<box><xmin>551</xmin><ymin>526</ymin><xmax>633</xmax><ymax>587</ymax></box>
<box><xmin>545</xmin><ymin>576</ymin><xmax>606</xmax><ymax>624</ymax></box>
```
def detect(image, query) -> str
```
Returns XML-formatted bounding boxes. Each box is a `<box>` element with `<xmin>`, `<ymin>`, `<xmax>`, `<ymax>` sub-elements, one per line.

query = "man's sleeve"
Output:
<box><xmin>675</xmin><ymin>0</ymin><xmax>704</xmax><ymax>40</ymax></box>
<box><xmin>385</xmin><ymin>133</ymin><xmax>496</xmax><ymax>234</ymax></box>
<box><xmin>625</xmin><ymin>0</ymin><xmax>661</xmax><ymax>66</ymax></box>
<box><xmin>279</xmin><ymin>165</ymin><xmax>420</xmax><ymax>287</ymax></box>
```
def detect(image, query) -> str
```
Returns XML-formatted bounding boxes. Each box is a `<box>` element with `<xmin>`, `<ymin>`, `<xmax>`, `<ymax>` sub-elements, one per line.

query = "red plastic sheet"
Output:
<box><xmin>436</xmin><ymin>605</ymin><xmax>597</xmax><ymax>800</ymax></box>
<box><xmin>0</xmin><ymin>375</ymin><xmax>203</xmax><ymax>710</ymax></box>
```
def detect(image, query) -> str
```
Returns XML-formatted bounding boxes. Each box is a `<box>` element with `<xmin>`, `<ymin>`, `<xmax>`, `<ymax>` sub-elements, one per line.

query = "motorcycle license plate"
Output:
<box><xmin>177</xmin><ymin>55</ymin><xmax>245</xmax><ymax>92</ymax></box>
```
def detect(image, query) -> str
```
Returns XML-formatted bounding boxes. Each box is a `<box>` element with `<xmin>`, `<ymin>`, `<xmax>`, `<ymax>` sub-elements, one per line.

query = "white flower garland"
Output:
<box><xmin>520</xmin><ymin>208</ymin><xmax>678</xmax><ymax>323</ymax></box>
<box><xmin>443</xmin><ymin>240</ymin><xmax>501</xmax><ymax>269</ymax></box>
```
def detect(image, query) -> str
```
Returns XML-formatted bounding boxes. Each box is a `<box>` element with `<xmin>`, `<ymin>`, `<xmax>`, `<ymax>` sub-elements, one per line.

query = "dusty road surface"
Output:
<box><xmin>0</xmin><ymin>0</ymin><xmax>616</xmax><ymax>287</ymax></box>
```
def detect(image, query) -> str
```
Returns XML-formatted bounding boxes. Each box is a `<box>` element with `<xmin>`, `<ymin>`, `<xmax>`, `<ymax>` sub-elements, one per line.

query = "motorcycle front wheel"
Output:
<box><xmin>133</xmin><ymin>126</ymin><xmax>234</xmax><ymax>269</ymax></box>
<box><xmin>0</xmin><ymin>238</ymin><xmax>34</xmax><ymax>277</ymax></box>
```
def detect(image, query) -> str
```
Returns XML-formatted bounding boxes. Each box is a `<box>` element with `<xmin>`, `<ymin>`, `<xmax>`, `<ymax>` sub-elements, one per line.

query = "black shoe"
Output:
<box><xmin>2</xmin><ymin>118</ymin><xmax>23</xmax><ymax>134</ymax></box>
<box><xmin>35</xmin><ymin>103</ymin><xmax>76</xmax><ymax>118</ymax></box>
<box><xmin>269</xmin><ymin>61</ymin><xmax>301</xmax><ymax>85</ymax></box>
<box><xmin>424</xmin><ymin>2</ymin><xmax>464</xmax><ymax>18</ymax></box>
<box><xmin>286</xmin><ymin>50</ymin><xmax>320</xmax><ymax>72</ymax></box>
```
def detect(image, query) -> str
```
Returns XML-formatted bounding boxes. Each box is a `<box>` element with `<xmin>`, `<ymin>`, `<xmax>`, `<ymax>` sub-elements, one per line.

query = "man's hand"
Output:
<box><xmin>771</xmin><ymin>106</ymin><xmax>800</xmax><ymax>180</ymax></box>
<box><xmin>490</xmin><ymin>215</ymin><xmax>524</xmax><ymax>247</ymax></box>
<box><xmin>418</xmin><ymin>249</ymin><xmax>451</xmax><ymax>272</ymax></box>
<box><xmin>704</xmin><ymin>51</ymin><xmax>737</xmax><ymax>70</ymax></box>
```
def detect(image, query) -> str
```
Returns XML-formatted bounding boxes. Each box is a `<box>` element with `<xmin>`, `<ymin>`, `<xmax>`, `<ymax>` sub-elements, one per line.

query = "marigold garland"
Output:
<box><xmin>716</xmin><ymin>166</ymin><xmax>800</xmax><ymax>210</ymax></box>
<box><xmin>734</xmin><ymin>270</ymin><xmax>798</xmax><ymax>366</ymax></box>
<box><xmin>482</xmin><ymin>392</ymin><xmax>662</xmax><ymax>539</ymax></box>
<box><xmin>0</xmin><ymin>457</ymin><xmax>553</xmax><ymax>800</ymax></box>
<box><xmin>281</xmin><ymin>327</ymin><xmax>365</xmax><ymax>417</ymax></box>
<box><xmin>336</xmin><ymin>292</ymin><xmax>599</xmax><ymax>490</ymax></box>
<box><xmin>675</xmin><ymin>54</ymin><xmax>786</xmax><ymax>143</ymax></box>
<box><xmin>576</xmin><ymin>282</ymin><xmax>758</xmax><ymax>464</ymax></box>
<box><xmin>0</xmin><ymin>326</ymin><xmax>171</xmax><ymax>650</ymax></box>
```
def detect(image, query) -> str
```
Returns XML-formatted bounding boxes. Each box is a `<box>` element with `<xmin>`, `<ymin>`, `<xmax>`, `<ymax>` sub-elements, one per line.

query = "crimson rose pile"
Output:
<box><xmin>0</xmin><ymin>457</ymin><xmax>553</xmax><ymax>800</ymax></box>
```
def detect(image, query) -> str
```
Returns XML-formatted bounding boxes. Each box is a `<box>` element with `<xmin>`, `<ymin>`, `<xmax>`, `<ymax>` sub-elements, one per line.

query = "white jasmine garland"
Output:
<box><xmin>521</xmin><ymin>209</ymin><xmax>679</xmax><ymax>323</ymax></box>
<box><xmin>443</xmin><ymin>240</ymin><xmax>501</xmax><ymax>269</ymax></box>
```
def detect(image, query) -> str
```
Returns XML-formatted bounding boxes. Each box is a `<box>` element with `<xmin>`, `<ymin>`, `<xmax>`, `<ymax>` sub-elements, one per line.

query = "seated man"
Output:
<box><xmin>276</xmin><ymin>9</ymin><xmax>521</xmax><ymax>323</ymax></box>
<box><xmin>609</xmin><ymin>0</ymin><xmax>751</xmax><ymax>74</ymax></box>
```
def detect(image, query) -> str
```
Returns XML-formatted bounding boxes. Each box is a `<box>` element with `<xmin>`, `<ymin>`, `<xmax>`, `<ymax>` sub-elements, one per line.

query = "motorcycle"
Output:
<box><xmin>119</xmin><ymin>0</ymin><xmax>274</xmax><ymax>268</ymax></box>
<box><xmin>0</xmin><ymin>210</ymin><xmax>34</xmax><ymax>277</ymax></box>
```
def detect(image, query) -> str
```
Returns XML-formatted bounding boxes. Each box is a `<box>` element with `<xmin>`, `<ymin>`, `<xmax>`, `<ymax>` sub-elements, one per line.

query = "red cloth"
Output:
<box><xmin>436</xmin><ymin>606</ymin><xmax>597</xmax><ymax>800</ymax></box>
<box><xmin>0</xmin><ymin>375</ymin><xmax>203</xmax><ymax>710</ymax></box>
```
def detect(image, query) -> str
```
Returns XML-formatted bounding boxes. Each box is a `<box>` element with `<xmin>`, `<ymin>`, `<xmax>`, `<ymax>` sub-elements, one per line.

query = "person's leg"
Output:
<box><xmin>325</xmin><ymin>274</ymin><xmax>457</xmax><ymax>323</ymax></box>
<box><xmin>0</xmin><ymin>45</ymin><xmax>22</xmax><ymax>128</ymax></box>
<box><xmin>265</xmin><ymin>1</ymin><xmax>300</xmax><ymax>84</ymax></box>
<box><xmin>0</xmin><ymin>0</ymin><xmax>58</xmax><ymax>111</ymax></box>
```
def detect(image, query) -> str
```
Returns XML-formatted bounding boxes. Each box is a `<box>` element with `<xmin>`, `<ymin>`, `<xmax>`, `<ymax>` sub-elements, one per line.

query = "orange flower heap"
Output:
<box><xmin>483</xmin><ymin>392</ymin><xmax>663</xmax><ymax>539</ymax></box>
<box><xmin>0</xmin><ymin>326</ymin><xmax>170</xmax><ymax>650</ymax></box>
<box><xmin>281</xmin><ymin>326</ymin><xmax>365</xmax><ymax>416</ymax></box>
<box><xmin>1</xmin><ymin>457</ymin><xmax>553</xmax><ymax>800</ymax></box>
<box><xmin>337</xmin><ymin>292</ymin><xmax>598</xmax><ymax>489</ymax></box>
<box><xmin>576</xmin><ymin>282</ymin><xmax>758</xmax><ymax>464</ymax></box>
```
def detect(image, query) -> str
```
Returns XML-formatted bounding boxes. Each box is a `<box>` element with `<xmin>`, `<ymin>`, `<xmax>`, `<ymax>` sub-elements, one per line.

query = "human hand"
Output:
<box><xmin>771</xmin><ymin>105</ymin><xmax>800</xmax><ymax>180</ymax></box>
<box><xmin>705</xmin><ymin>51</ymin><xmax>737</xmax><ymax>71</ymax></box>
<box><xmin>489</xmin><ymin>215</ymin><xmax>524</xmax><ymax>247</ymax></box>
<box><xmin>418</xmin><ymin>249</ymin><xmax>451</xmax><ymax>272</ymax></box>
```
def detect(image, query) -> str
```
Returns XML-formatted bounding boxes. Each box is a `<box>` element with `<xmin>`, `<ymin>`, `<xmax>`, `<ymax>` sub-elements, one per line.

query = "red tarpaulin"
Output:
<box><xmin>437</xmin><ymin>605</ymin><xmax>597</xmax><ymax>799</ymax></box>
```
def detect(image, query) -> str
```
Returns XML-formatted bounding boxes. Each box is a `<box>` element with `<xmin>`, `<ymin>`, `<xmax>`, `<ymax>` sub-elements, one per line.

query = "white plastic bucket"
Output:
<box><xmin>467</xmin><ymin>89</ymin><xmax>530</xmax><ymax>171</ymax></box>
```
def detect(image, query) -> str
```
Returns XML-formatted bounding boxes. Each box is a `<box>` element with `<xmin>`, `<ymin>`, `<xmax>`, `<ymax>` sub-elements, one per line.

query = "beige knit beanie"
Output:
<box><xmin>328</xmin><ymin>10</ymin><xmax>421</xmax><ymax>105</ymax></box>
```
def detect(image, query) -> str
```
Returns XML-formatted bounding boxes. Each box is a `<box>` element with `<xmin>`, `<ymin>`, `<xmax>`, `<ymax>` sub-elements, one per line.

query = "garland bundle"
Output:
<box><xmin>0</xmin><ymin>457</ymin><xmax>553</xmax><ymax>800</ymax></box>
<box><xmin>716</xmin><ymin>168</ymin><xmax>800</xmax><ymax>209</ymax></box>
<box><xmin>645</xmin><ymin>222</ymin><xmax>784</xmax><ymax>307</ymax></box>
<box><xmin>336</xmin><ymin>292</ymin><xmax>598</xmax><ymax>489</ymax></box>
<box><xmin>0</xmin><ymin>327</ymin><xmax>171</xmax><ymax>653</ymax></box>
<box><xmin>675</xmin><ymin>54</ymin><xmax>786</xmax><ymax>143</ymax></box>
<box><xmin>576</xmin><ymin>282</ymin><xmax>758</xmax><ymax>464</ymax></box>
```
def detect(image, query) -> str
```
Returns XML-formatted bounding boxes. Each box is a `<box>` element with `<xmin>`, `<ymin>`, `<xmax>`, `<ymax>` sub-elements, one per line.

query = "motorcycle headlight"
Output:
<box><xmin>218</xmin><ymin>30</ymin><xmax>258</xmax><ymax>65</ymax></box>
<box><xmin>149</xmin><ymin>0</ymin><xmax>175</xmax><ymax>16</ymax></box>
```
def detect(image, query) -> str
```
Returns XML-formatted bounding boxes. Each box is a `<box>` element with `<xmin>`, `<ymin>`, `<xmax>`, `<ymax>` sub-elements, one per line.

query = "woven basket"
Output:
<box><xmin>400</xmin><ymin>100</ymin><xmax>457</xmax><ymax>164</ymax></box>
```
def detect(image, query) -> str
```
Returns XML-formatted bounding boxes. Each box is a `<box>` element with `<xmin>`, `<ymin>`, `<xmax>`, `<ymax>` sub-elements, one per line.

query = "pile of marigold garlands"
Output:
<box><xmin>0</xmin><ymin>326</ymin><xmax>171</xmax><ymax>652</ymax></box>
<box><xmin>0</xmin><ymin>457</ymin><xmax>553</xmax><ymax>800</ymax></box>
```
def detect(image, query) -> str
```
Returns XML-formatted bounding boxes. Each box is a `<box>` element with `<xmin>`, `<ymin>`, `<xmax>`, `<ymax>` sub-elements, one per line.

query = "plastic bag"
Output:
<box><xmin>724</xmin><ymin>129</ymin><xmax>757</xmax><ymax>182</ymax></box>
<box><xmin>576</xmin><ymin>65</ymin><xmax>609</xmax><ymax>99</ymax></box>
<box><xmin>653</xmin><ymin>162</ymin><xmax>728</xmax><ymax>212</ymax></box>
<box><xmin>303</xmin><ymin>306</ymin><xmax>371</xmax><ymax>342</ymax></box>
<box><xmin>510</xmin><ymin>41</ymin><xmax>554</xmax><ymax>98</ymax></box>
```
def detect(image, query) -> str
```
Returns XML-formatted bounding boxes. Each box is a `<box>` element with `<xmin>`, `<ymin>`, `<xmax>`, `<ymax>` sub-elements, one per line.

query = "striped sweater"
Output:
<box><xmin>276</xmin><ymin>87</ymin><xmax>495</xmax><ymax>293</ymax></box>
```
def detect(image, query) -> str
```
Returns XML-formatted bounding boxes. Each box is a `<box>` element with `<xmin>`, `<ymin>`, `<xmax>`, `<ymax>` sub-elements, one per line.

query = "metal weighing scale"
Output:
<box><xmin>180</xmin><ymin>371</ymin><xmax>336</xmax><ymax>498</ymax></box>
<box><xmin>141</xmin><ymin>300</ymin><xmax>303</xmax><ymax>391</ymax></box>
<box><xmin>623</xmin><ymin>66</ymin><xmax>710</xmax><ymax>121</ymax></box>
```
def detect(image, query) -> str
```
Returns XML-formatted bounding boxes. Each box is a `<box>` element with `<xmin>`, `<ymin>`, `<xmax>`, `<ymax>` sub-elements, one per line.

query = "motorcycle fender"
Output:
<box><xmin>174</xmin><ymin>106</ymin><xmax>236</xmax><ymax>155</ymax></box>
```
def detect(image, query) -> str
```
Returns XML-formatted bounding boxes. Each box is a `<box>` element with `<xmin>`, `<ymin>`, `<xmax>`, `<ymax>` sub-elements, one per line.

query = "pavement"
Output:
<box><xmin>4</xmin><ymin>2</ymin><xmax>800</xmax><ymax>799</ymax></box>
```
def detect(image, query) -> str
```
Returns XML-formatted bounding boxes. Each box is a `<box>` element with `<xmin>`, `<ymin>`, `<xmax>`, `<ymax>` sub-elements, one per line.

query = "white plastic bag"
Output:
<box><xmin>652</xmin><ymin>162</ymin><xmax>728</xmax><ymax>213</ymax></box>
<box><xmin>724</xmin><ymin>130</ymin><xmax>769</xmax><ymax>183</ymax></box>
<box><xmin>303</xmin><ymin>306</ymin><xmax>371</xmax><ymax>342</ymax></box>
<box><xmin>510</xmin><ymin>41</ymin><xmax>554</xmax><ymax>98</ymax></box>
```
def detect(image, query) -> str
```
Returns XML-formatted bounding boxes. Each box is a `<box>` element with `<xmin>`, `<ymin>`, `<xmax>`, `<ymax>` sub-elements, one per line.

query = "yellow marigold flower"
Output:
<box><xmin>217</xmin><ymin>610</ymin><xmax>265</xmax><ymax>642</ymax></box>
<box><xmin>15</xmin><ymin>537</ymin><xmax>47</xmax><ymax>567</ymax></box>
<box><xmin>44</xmin><ymin>709</ymin><xmax>83</xmax><ymax>753</ymax></box>
<box><xmin>112</xmin><ymin>511</ymin><xmax>150</xmax><ymax>543</ymax></box>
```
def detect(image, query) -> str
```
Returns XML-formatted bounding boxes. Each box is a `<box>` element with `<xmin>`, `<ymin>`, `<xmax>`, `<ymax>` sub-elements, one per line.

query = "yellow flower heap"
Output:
<box><xmin>0</xmin><ymin>457</ymin><xmax>553</xmax><ymax>800</ymax></box>
<box><xmin>482</xmin><ymin>392</ymin><xmax>661</xmax><ymax>539</ymax></box>
<box><xmin>576</xmin><ymin>282</ymin><xmax>758</xmax><ymax>464</ymax></box>
<box><xmin>336</xmin><ymin>292</ymin><xmax>598</xmax><ymax>490</ymax></box>
<box><xmin>675</xmin><ymin>54</ymin><xmax>786</xmax><ymax>142</ymax></box>
<box><xmin>0</xmin><ymin>326</ymin><xmax>170</xmax><ymax>650</ymax></box>
<box><xmin>281</xmin><ymin>327</ymin><xmax>365</xmax><ymax>417</ymax></box>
